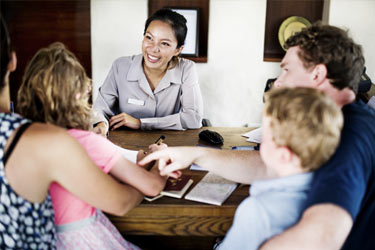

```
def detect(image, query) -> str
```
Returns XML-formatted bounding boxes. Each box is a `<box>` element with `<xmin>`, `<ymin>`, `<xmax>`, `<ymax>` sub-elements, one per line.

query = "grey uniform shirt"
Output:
<box><xmin>92</xmin><ymin>54</ymin><xmax>203</xmax><ymax>130</ymax></box>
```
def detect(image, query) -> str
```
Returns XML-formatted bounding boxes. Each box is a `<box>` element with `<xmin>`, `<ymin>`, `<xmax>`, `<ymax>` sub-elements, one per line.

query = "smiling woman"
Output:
<box><xmin>92</xmin><ymin>8</ymin><xmax>203</xmax><ymax>135</ymax></box>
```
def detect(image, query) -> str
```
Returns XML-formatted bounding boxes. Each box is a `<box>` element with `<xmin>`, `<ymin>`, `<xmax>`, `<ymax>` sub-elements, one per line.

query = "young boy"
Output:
<box><xmin>216</xmin><ymin>87</ymin><xmax>343</xmax><ymax>250</ymax></box>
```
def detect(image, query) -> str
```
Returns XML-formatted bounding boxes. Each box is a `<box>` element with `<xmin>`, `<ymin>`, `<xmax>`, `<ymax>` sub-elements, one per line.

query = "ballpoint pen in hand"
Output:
<box><xmin>154</xmin><ymin>135</ymin><xmax>166</xmax><ymax>145</ymax></box>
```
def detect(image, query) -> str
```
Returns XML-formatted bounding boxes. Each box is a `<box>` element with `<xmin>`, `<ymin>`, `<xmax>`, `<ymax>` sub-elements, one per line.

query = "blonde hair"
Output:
<box><xmin>264</xmin><ymin>87</ymin><xmax>343</xmax><ymax>171</ymax></box>
<box><xmin>17</xmin><ymin>42</ymin><xmax>91</xmax><ymax>130</ymax></box>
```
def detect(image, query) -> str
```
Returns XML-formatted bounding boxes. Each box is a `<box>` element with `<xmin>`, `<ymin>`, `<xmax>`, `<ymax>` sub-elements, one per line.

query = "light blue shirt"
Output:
<box><xmin>218</xmin><ymin>172</ymin><xmax>313</xmax><ymax>250</ymax></box>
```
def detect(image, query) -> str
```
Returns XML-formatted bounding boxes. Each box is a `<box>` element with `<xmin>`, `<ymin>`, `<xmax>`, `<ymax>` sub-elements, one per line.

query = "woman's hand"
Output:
<box><xmin>109</xmin><ymin>112</ymin><xmax>141</xmax><ymax>130</ymax></box>
<box><xmin>137</xmin><ymin>143</ymin><xmax>168</xmax><ymax>170</ymax></box>
<box><xmin>136</xmin><ymin>150</ymin><xmax>148</xmax><ymax>163</ymax></box>
<box><xmin>92</xmin><ymin>122</ymin><xmax>108</xmax><ymax>137</ymax></box>
<box><xmin>149</xmin><ymin>143</ymin><xmax>168</xmax><ymax>153</ymax></box>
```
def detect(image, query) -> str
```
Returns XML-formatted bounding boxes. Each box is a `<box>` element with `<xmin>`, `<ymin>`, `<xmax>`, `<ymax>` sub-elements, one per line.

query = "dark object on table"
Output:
<box><xmin>199</xmin><ymin>130</ymin><xmax>224</xmax><ymax>145</ymax></box>
<box><xmin>358</xmin><ymin>67</ymin><xmax>372</xmax><ymax>93</ymax></box>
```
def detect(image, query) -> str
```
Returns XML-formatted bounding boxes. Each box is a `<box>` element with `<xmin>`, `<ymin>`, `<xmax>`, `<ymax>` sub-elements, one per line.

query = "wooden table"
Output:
<box><xmin>107</xmin><ymin>127</ymin><xmax>255</xmax><ymax>249</ymax></box>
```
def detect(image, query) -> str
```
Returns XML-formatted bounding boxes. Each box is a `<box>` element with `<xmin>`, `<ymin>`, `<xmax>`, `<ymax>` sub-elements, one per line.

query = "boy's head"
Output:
<box><xmin>275</xmin><ymin>23</ymin><xmax>364</xmax><ymax>94</ymax></box>
<box><xmin>261</xmin><ymin>87</ymin><xmax>343</xmax><ymax>172</ymax></box>
<box><xmin>17</xmin><ymin>42</ymin><xmax>92</xmax><ymax>130</ymax></box>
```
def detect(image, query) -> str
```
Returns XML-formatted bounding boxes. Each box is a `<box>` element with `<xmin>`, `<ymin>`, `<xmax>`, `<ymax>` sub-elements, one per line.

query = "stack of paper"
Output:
<box><xmin>185</xmin><ymin>172</ymin><xmax>238</xmax><ymax>206</ymax></box>
<box><xmin>242</xmin><ymin>127</ymin><xmax>262</xmax><ymax>143</ymax></box>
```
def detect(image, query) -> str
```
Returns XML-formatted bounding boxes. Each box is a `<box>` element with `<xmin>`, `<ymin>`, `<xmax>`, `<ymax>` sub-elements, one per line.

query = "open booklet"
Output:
<box><xmin>185</xmin><ymin>172</ymin><xmax>238</xmax><ymax>206</ymax></box>
<box><xmin>112</xmin><ymin>145</ymin><xmax>196</xmax><ymax>201</ymax></box>
<box><xmin>161</xmin><ymin>175</ymin><xmax>194</xmax><ymax>199</ymax></box>
<box><xmin>144</xmin><ymin>175</ymin><xmax>194</xmax><ymax>202</ymax></box>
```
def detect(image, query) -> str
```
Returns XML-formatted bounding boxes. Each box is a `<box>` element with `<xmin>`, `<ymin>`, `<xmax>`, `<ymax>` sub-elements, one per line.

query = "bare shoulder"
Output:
<box><xmin>23</xmin><ymin>123</ymin><xmax>87</xmax><ymax>161</ymax></box>
<box><xmin>27</xmin><ymin>123</ymin><xmax>76</xmax><ymax>144</ymax></box>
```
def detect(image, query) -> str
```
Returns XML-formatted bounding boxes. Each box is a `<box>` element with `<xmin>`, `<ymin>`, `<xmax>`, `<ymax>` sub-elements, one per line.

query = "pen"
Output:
<box><xmin>155</xmin><ymin>135</ymin><xmax>166</xmax><ymax>145</ymax></box>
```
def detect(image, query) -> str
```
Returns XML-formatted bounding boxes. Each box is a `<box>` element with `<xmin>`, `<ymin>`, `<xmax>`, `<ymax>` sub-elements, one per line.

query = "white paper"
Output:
<box><xmin>185</xmin><ymin>172</ymin><xmax>238</xmax><ymax>206</ymax></box>
<box><xmin>242</xmin><ymin>127</ymin><xmax>262</xmax><ymax>144</ymax></box>
<box><xmin>114</xmin><ymin>145</ymin><xmax>138</xmax><ymax>163</ymax></box>
<box><xmin>189</xmin><ymin>163</ymin><xmax>207</xmax><ymax>171</ymax></box>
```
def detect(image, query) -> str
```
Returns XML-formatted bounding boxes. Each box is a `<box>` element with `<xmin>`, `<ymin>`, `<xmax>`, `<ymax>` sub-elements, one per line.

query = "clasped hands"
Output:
<box><xmin>92</xmin><ymin>112</ymin><xmax>141</xmax><ymax>137</ymax></box>
<box><xmin>92</xmin><ymin>113</ymin><xmax>191</xmax><ymax>178</ymax></box>
<box><xmin>139</xmin><ymin>146</ymin><xmax>197</xmax><ymax>179</ymax></box>
<box><xmin>135</xmin><ymin>143</ymin><xmax>180</xmax><ymax>178</ymax></box>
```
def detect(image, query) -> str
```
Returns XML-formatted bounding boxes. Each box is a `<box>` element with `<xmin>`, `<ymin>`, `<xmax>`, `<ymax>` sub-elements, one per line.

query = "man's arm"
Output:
<box><xmin>139</xmin><ymin>146</ymin><xmax>273</xmax><ymax>184</ymax></box>
<box><xmin>260</xmin><ymin>204</ymin><xmax>353</xmax><ymax>250</ymax></box>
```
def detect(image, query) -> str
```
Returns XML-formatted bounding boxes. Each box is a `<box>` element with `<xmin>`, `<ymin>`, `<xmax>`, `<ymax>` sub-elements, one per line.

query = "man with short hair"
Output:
<box><xmin>140</xmin><ymin>23</ymin><xmax>375</xmax><ymax>249</ymax></box>
<box><xmin>217</xmin><ymin>87</ymin><xmax>344</xmax><ymax>250</ymax></box>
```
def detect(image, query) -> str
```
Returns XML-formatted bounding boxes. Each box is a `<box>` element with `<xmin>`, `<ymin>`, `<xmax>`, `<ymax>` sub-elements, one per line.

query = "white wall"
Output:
<box><xmin>91</xmin><ymin>0</ymin><xmax>375</xmax><ymax>127</ymax></box>
<box><xmin>91</xmin><ymin>0</ymin><xmax>147</xmax><ymax>99</ymax></box>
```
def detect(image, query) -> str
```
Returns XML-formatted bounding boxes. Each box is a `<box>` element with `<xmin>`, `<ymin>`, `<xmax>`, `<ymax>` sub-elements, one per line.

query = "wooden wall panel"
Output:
<box><xmin>264</xmin><ymin>0</ymin><xmax>324</xmax><ymax>62</ymax></box>
<box><xmin>1</xmin><ymin>0</ymin><xmax>91</xmax><ymax>108</ymax></box>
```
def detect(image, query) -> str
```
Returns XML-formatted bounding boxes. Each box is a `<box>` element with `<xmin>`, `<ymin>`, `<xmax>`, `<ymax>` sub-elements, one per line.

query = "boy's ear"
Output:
<box><xmin>311</xmin><ymin>64</ymin><xmax>327</xmax><ymax>87</ymax></box>
<box><xmin>278</xmin><ymin>145</ymin><xmax>294</xmax><ymax>164</ymax></box>
<box><xmin>8</xmin><ymin>52</ymin><xmax>17</xmax><ymax>73</ymax></box>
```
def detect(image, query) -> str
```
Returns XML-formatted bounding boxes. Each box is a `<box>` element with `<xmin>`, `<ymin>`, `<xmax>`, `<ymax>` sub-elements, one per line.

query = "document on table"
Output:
<box><xmin>242</xmin><ymin>127</ymin><xmax>262</xmax><ymax>143</ymax></box>
<box><xmin>145</xmin><ymin>175</ymin><xmax>194</xmax><ymax>201</ymax></box>
<box><xmin>189</xmin><ymin>163</ymin><xmax>207</xmax><ymax>171</ymax></box>
<box><xmin>185</xmin><ymin>172</ymin><xmax>238</xmax><ymax>206</ymax></box>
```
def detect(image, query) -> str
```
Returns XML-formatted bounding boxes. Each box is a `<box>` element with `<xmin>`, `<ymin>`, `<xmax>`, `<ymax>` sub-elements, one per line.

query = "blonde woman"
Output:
<box><xmin>0</xmin><ymin>15</ymin><xmax>150</xmax><ymax>250</ymax></box>
<box><xmin>17</xmin><ymin>42</ymin><xmax>167</xmax><ymax>249</ymax></box>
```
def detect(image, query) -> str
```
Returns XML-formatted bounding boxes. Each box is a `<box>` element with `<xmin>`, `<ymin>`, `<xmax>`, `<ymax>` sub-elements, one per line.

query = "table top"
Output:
<box><xmin>107</xmin><ymin>127</ymin><xmax>255</xmax><ymax>236</ymax></box>
<box><xmin>108</xmin><ymin>127</ymin><xmax>254</xmax><ymax>151</ymax></box>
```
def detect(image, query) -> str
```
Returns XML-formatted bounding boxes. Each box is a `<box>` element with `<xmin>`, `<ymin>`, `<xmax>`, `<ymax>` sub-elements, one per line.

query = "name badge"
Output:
<box><xmin>128</xmin><ymin>98</ymin><xmax>145</xmax><ymax>106</ymax></box>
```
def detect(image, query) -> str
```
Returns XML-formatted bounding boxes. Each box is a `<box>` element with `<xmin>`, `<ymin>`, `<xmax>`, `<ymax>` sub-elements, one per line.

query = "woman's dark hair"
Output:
<box><xmin>1</xmin><ymin>14</ymin><xmax>11</xmax><ymax>89</ymax></box>
<box><xmin>144</xmin><ymin>8</ymin><xmax>187</xmax><ymax>48</ymax></box>
<box><xmin>285</xmin><ymin>23</ymin><xmax>364</xmax><ymax>93</ymax></box>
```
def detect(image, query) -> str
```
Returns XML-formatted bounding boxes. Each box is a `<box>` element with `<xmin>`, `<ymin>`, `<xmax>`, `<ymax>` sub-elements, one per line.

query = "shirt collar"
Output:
<box><xmin>250</xmin><ymin>172</ymin><xmax>314</xmax><ymax>196</ymax></box>
<box><xmin>127</xmin><ymin>54</ymin><xmax>183</xmax><ymax>88</ymax></box>
<box><xmin>127</xmin><ymin>54</ymin><xmax>144</xmax><ymax>81</ymax></box>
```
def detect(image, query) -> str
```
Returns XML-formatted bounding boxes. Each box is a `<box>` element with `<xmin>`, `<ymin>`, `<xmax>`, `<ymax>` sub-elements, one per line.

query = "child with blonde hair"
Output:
<box><xmin>216</xmin><ymin>87</ymin><xmax>344</xmax><ymax>249</ymax></box>
<box><xmin>17</xmin><ymin>42</ymin><xmax>167</xmax><ymax>249</ymax></box>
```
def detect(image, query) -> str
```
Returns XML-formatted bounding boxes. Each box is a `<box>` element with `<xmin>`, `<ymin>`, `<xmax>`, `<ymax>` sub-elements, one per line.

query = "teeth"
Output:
<box><xmin>148</xmin><ymin>54</ymin><xmax>159</xmax><ymax>60</ymax></box>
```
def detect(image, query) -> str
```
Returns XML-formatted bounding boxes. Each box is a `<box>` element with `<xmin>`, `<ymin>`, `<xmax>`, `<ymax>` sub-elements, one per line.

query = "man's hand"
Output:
<box><xmin>139</xmin><ymin>147</ymin><xmax>198</xmax><ymax>178</ymax></box>
<box><xmin>260</xmin><ymin>204</ymin><xmax>353</xmax><ymax>250</ymax></box>
<box><xmin>109</xmin><ymin>112</ymin><xmax>141</xmax><ymax>130</ymax></box>
<box><xmin>92</xmin><ymin>122</ymin><xmax>108</xmax><ymax>137</ymax></box>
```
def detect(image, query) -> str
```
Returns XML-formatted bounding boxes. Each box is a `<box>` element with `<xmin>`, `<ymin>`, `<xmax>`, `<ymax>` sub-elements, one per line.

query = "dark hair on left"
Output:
<box><xmin>1</xmin><ymin>14</ymin><xmax>11</xmax><ymax>90</ymax></box>
<box><xmin>144</xmin><ymin>8</ymin><xmax>187</xmax><ymax>48</ymax></box>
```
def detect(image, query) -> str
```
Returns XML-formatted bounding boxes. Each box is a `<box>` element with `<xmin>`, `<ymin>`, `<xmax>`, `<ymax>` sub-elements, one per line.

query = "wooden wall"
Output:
<box><xmin>264</xmin><ymin>0</ymin><xmax>324</xmax><ymax>61</ymax></box>
<box><xmin>1</xmin><ymin>0</ymin><xmax>91</xmax><ymax>108</ymax></box>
